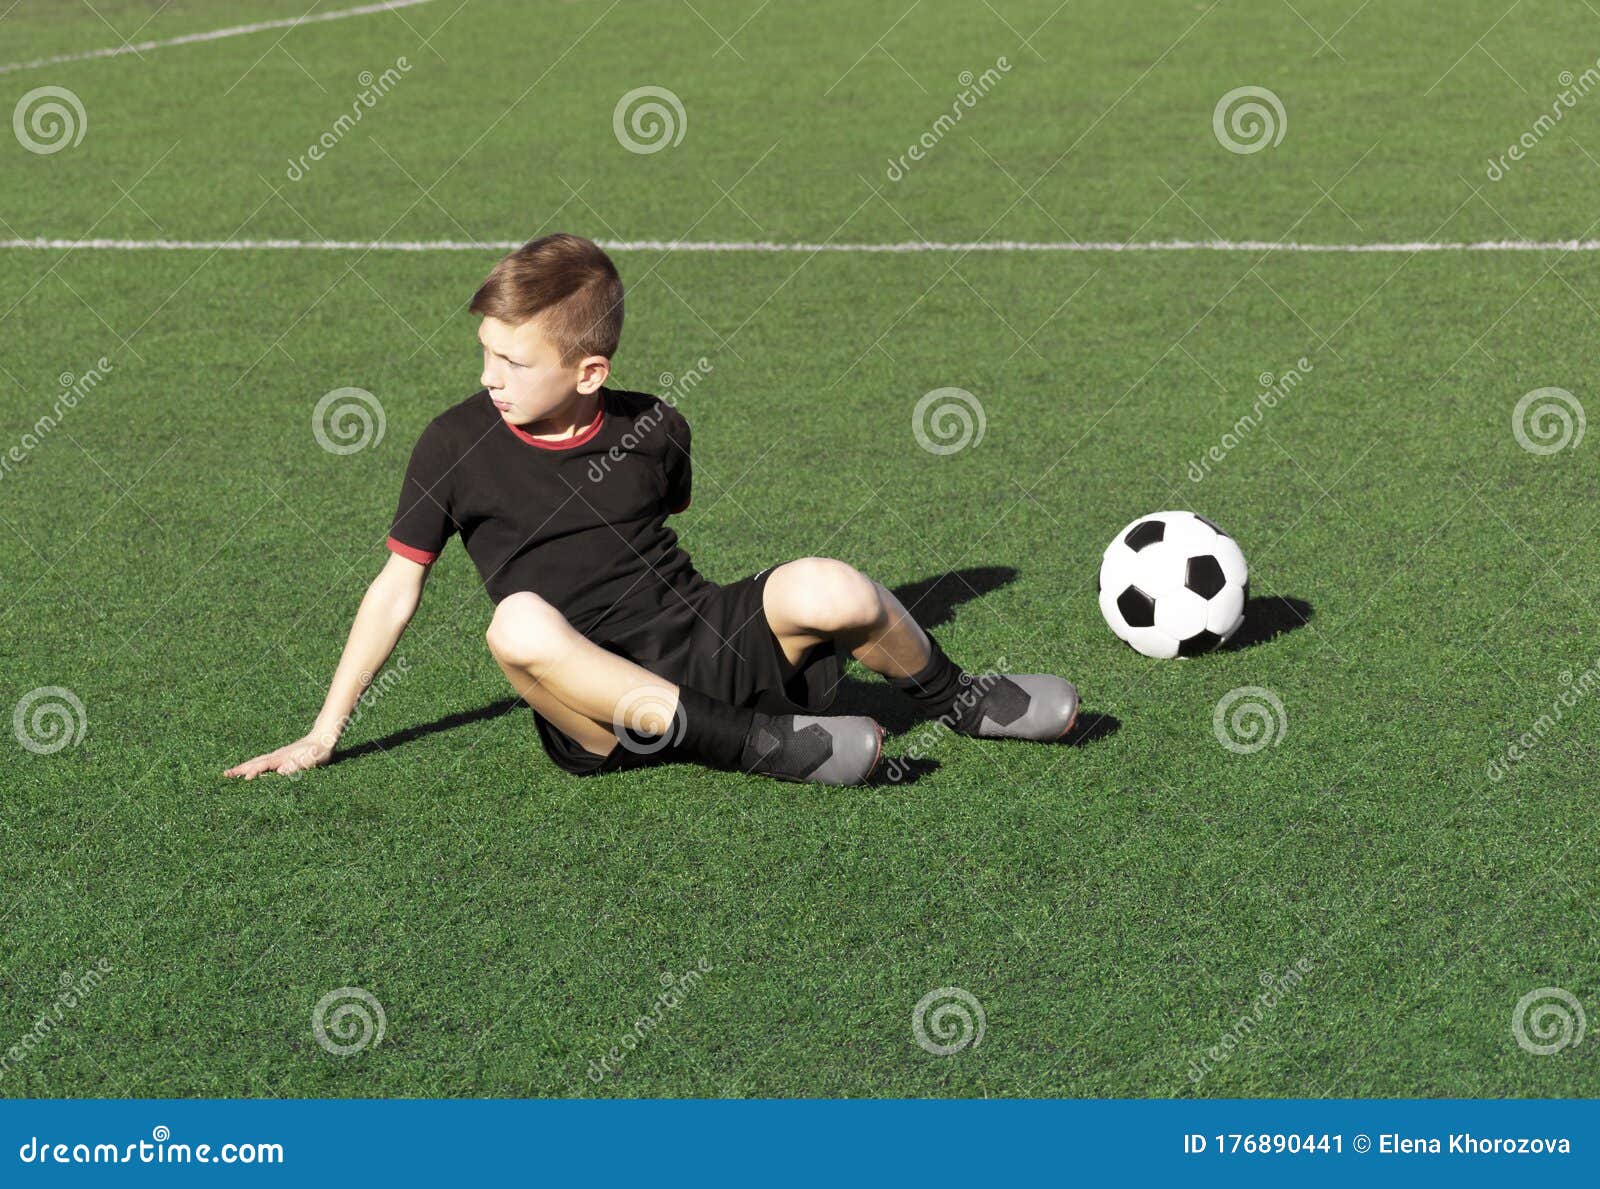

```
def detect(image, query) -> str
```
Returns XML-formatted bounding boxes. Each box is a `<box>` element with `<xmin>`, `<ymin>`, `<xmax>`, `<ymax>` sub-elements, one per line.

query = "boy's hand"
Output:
<box><xmin>224</xmin><ymin>733</ymin><xmax>335</xmax><ymax>780</ymax></box>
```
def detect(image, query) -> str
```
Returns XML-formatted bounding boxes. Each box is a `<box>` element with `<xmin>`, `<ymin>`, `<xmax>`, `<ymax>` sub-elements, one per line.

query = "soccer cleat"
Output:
<box><xmin>740</xmin><ymin>713</ymin><xmax>884</xmax><ymax>786</ymax></box>
<box><xmin>949</xmin><ymin>673</ymin><xmax>1079</xmax><ymax>741</ymax></box>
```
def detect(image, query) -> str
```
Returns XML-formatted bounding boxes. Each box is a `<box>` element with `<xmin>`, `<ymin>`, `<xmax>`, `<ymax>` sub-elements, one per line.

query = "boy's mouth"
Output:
<box><xmin>491</xmin><ymin>397</ymin><xmax>512</xmax><ymax>412</ymax></box>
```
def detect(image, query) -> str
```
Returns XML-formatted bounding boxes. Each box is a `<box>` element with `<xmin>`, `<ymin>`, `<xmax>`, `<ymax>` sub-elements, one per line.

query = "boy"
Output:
<box><xmin>225</xmin><ymin>234</ymin><xmax>1079</xmax><ymax>787</ymax></box>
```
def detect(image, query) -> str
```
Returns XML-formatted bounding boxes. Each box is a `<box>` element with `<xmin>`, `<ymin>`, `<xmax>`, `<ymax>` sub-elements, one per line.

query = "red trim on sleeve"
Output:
<box><xmin>386</xmin><ymin>536</ymin><xmax>438</xmax><ymax>565</ymax></box>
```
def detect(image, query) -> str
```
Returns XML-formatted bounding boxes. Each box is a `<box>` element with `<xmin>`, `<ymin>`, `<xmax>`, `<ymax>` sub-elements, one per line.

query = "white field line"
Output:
<box><xmin>2</xmin><ymin>237</ymin><xmax>1600</xmax><ymax>253</ymax></box>
<box><xmin>0</xmin><ymin>0</ymin><xmax>437</xmax><ymax>76</ymax></box>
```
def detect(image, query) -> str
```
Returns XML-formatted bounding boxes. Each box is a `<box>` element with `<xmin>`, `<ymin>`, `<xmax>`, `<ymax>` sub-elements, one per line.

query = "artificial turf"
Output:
<box><xmin>2</xmin><ymin>0</ymin><xmax>1598</xmax><ymax>1097</ymax></box>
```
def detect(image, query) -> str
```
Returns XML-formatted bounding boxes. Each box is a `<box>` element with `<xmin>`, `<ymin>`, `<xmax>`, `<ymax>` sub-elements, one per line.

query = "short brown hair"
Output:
<box><xmin>469</xmin><ymin>233</ymin><xmax>624</xmax><ymax>363</ymax></box>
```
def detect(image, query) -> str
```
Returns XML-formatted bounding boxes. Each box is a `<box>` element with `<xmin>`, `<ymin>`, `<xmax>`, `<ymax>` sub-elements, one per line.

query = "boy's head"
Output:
<box><xmin>470</xmin><ymin>233</ymin><xmax>623</xmax><ymax>427</ymax></box>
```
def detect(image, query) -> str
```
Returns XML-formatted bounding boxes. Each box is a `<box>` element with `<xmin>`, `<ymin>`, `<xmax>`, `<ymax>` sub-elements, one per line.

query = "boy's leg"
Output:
<box><xmin>487</xmin><ymin>593</ymin><xmax>681</xmax><ymax>748</ymax></box>
<box><xmin>760</xmin><ymin>557</ymin><xmax>932</xmax><ymax>677</ymax></box>
<box><xmin>490</xmin><ymin>651</ymin><xmax>628</xmax><ymax>760</ymax></box>
<box><xmin>761</xmin><ymin>557</ymin><xmax>1079</xmax><ymax>739</ymax></box>
<box><xmin>485</xmin><ymin>591</ymin><xmax>882</xmax><ymax>783</ymax></box>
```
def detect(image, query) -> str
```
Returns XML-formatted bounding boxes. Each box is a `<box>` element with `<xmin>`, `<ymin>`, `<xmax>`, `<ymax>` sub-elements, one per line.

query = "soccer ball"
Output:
<box><xmin>1098</xmin><ymin>511</ymin><xmax>1248</xmax><ymax>658</ymax></box>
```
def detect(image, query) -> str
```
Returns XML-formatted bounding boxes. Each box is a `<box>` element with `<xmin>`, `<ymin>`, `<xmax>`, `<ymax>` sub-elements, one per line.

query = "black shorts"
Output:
<box><xmin>530</xmin><ymin>566</ymin><xmax>843</xmax><ymax>777</ymax></box>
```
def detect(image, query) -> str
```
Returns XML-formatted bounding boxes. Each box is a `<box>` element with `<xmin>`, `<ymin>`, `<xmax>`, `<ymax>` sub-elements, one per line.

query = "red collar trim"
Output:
<box><xmin>500</xmin><ymin>394</ymin><xmax>605</xmax><ymax>451</ymax></box>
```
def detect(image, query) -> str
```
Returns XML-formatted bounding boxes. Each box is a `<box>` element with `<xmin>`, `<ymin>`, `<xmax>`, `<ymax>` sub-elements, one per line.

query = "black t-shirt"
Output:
<box><xmin>387</xmin><ymin>386</ymin><xmax>714</xmax><ymax>642</ymax></box>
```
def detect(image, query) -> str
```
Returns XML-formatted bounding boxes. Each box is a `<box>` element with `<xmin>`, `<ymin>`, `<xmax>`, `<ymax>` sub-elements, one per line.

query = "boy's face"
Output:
<box><xmin>476</xmin><ymin>314</ymin><xmax>608</xmax><ymax>427</ymax></box>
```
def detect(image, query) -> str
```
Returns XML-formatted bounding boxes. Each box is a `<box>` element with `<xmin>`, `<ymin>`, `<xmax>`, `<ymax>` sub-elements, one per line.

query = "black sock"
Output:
<box><xmin>653</xmin><ymin>685</ymin><xmax>756</xmax><ymax>770</ymax></box>
<box><xmin>885</xmin><ymin>631</ymin><xmax>974</xmax><ymax>723</ymax></box>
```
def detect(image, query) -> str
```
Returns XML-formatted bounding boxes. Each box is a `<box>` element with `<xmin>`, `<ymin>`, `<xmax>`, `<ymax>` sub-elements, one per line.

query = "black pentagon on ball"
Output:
<box><xmin>1116</xmin><ymin>585</ymin><xmax>1155</xmax><ymax>627</ymax></box>
<box><xmin>1177</xmin><ymin>629</ymin><xmax>1222</xmax><ymax>657</ymax></box>
<box><xmin>1192</xmin><ymin>512</ymin><xmax>1223</xmax><ymax>534</ymax></box>
<box><xmin>1124</xmin><ymin>519</ymin><xmax>1165</xmax><ymax>551</ymax></box>
<box><xmin>1185</xmin><ymin>554</ymin><xmax>1226</xmax><ymax>599</ymax></box>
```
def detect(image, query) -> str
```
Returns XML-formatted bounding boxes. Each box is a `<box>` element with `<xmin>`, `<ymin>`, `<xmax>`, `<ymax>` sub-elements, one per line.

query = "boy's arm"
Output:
<box><xmin>223</xmin><ymin>552</ymin><xmax>430</xmax><ymax>779</ymax></box>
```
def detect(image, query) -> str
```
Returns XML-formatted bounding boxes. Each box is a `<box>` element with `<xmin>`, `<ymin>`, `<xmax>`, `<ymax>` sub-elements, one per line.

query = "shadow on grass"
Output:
<box><xmin>1061</xmin><ymin>710</ymin><xmax>1120</xmax><ymax>747</ymax></box>
<box><xmin>326</xmin><ymin>697</ymin><xmax>524</xmax><ymax>766</ymax></box>
<box><xmin>1221</xmin><ymin>595</ymin><xmax>1314</xmax><ymax>652</ymax></box>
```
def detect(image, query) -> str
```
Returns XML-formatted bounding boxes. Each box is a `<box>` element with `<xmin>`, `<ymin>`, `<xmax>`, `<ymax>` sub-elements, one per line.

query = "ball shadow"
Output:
<box><xmin>1220</xmin><ymin>595</ymin><xmax>1315</xmax><ymax>652</ymax></box>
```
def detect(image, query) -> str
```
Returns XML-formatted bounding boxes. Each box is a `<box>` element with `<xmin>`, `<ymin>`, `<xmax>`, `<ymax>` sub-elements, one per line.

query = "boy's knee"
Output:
<box><xmin>486</xmin><ymin>591</ymin><xmax>569</xmax><ymax>667</ymax></box>
<box><xmin>785</xmin><ymin>557</ymin><xmax>883</xmax><ymax>633</ymax></box>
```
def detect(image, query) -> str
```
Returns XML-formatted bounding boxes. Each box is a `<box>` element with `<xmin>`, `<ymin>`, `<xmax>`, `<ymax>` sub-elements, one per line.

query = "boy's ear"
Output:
<box><xmin>575</xmin><ymin>354</ymin><xmax>611</xmax><ymax>394</ymax></box>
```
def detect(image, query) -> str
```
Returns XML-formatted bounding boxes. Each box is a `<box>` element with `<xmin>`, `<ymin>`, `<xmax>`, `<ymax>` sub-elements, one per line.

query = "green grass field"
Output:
<box><xmin>3</xmin><ymin>0</ymin><xmax>1598</xmax><ymax>1098</ymax></box>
